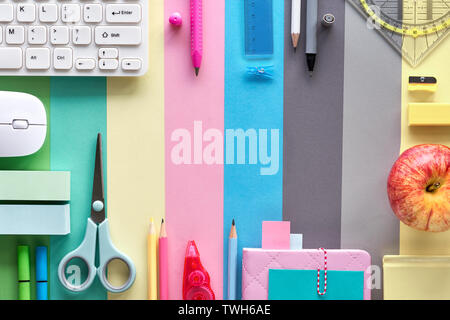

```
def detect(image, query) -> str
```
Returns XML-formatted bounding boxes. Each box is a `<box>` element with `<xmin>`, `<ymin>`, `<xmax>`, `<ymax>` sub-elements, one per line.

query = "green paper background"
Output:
<box><xmin>49</xmin><ymin>77</ymin><xmax>107</xmax><ymax>300</ymax></box>
<box><xmin>0</xmin><ymin>77</ymin><xmax>51</xmax><ymax>300</ymax></box>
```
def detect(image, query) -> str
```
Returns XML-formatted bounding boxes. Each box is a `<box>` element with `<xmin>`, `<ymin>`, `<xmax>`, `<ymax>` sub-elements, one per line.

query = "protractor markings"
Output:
<box><xmin>398</xmin><ymin>0</ymin><xmax>403</xmax><ymax>20</ymax></box>
<box><xmin>427</xmin><ymin>0</ymin><xmax>433</xmax><ymax>20</ymax></box>
<box><xmin>349</xmin><ymin>0</ymin><xmax>450</xmax><ymax>66</ymax></box>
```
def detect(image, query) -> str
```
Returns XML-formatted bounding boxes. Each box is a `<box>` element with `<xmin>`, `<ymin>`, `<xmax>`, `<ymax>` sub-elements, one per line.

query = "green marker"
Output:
<box><xmin>17</xmin><ymin>246</ymin><xmax>31</xmax><ymax>300</ymax></box>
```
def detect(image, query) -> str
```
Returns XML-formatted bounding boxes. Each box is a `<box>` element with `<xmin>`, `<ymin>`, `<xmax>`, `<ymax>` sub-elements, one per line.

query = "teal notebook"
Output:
<box><xmin>268</xmin><ymin>269</ymin><xmax>364</xmax><ymax>300</ymax></box>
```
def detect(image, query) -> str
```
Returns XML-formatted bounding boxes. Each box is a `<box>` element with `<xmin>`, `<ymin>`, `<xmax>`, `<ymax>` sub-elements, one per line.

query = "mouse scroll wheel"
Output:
<box><xmin>12</xmin><ymin>119</ymin><xmax>29</xmax><ymax>130</ymax></box>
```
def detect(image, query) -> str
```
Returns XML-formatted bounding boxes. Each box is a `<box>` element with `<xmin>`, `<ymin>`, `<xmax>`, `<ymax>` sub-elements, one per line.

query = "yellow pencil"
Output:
<box><xmin>147</xmin><ymin>218</ymin><xmax>157</xmax><ymax>300</ymax></box>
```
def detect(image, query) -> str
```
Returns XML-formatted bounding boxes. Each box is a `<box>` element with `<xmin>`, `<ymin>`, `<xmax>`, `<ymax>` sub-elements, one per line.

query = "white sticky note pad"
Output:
<box><xmin>290</xmin><ymin>233</ymin><xmax>303</xmax><ymax>250</ymax></box>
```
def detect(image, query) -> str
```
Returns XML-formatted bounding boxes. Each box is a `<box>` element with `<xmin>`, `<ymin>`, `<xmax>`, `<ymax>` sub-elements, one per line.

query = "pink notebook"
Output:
<box><xmin>242</xmin><ymin>248</ymin><xmax>371</xmax><ymax>300</ymax></box>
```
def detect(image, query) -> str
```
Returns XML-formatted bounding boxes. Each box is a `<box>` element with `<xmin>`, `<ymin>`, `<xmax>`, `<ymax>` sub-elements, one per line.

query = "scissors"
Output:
<box><xmin>58</xmin><ymin>133</ymin><xmax>136</xmax><ymax>293</ymax></box>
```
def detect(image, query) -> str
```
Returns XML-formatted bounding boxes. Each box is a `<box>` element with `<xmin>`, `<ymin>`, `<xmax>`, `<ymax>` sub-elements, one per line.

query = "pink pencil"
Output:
<box><xmin>190</xmin><ymin>0</ymin><xmax>203</xmax><ymax>76</ymax></box>
<box><xmin>159</xmin><ymin>219</ymin><xmax>168</xmax><ymax>300</ymax></box>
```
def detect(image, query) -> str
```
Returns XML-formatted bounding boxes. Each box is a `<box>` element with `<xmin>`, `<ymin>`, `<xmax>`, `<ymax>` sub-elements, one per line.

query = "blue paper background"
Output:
<box><xmin>224</xmin><ymin>0</ymin><xmax>284</xmax><ymax>299</ymax></box>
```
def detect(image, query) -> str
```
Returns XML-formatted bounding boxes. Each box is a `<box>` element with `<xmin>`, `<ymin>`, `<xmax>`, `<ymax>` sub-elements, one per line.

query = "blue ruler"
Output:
<box><xmin>244</xmin><ymin>0</ymin><xmax>273</xmax><ymax>57</ymax></box>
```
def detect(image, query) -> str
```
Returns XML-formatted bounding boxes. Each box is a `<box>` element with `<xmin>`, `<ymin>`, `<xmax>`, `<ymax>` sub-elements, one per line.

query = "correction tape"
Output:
<box><xmin>182</xmin><ymin>240</ymin><xmax>215</xmax><ymax>300</ymax></box>
<box><xmin>246</xmin><ymin>65</ymin><xmax>274</xmax><ymax>79</ymax></box>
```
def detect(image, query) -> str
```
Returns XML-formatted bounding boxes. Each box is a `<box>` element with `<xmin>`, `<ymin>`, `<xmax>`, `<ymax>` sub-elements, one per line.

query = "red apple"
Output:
<box><xmin>387</xmin><ymin>144</ymin><xmax>450</xmax><ymax>232</ymax></box>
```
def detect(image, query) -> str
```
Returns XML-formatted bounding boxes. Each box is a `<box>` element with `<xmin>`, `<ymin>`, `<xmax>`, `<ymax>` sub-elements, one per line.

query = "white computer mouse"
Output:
<box><xmin>0</xmin><ymin>91</ymin><xmax>47</xmax><ymax>157</ymax></box>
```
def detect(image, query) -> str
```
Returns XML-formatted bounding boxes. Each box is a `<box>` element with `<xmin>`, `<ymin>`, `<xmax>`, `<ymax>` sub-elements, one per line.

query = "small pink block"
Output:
<box><xmin>262</xmin><ymin>221</ymin><xmax>291</xmax><ymax>249</ymax></box>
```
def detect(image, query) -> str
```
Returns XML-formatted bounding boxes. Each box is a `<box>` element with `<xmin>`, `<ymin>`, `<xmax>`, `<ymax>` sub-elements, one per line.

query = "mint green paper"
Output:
<box><xmin>0</xmin><ymin>171</ymin><xmax>70</xmax><ymax>201</ymax></box>
<box><xmin>0</xmin><ymin>77</ymin><xmax>50</xmax><ymax>300</ymax></box>
<box><xmin>49</xmin><ymin>77</ymin><xmax>107</xmax><ymax>300</ymax></box>
<box><xmin>268</xmin><ymin>269</ymin><xmax>364</xmax><ymax>300</ymax></box>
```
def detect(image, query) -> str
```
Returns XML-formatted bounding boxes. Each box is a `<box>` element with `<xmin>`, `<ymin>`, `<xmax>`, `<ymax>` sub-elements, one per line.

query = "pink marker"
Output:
<box><xmin>159</xmin><ymin>219</ymin><xmax>168</xmax><ymax>300</ymax></box>
<box><xmin>190</xmin><ymin>0</ymin><xmax>203</xmax><ymax>76</ymax></box>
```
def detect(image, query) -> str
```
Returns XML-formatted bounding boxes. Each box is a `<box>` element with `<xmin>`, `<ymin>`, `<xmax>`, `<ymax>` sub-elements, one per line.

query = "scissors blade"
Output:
<box><xmin>91</xmin><ymin>133</ymin><xmax>105</xmax><ymax>224</ymax></box>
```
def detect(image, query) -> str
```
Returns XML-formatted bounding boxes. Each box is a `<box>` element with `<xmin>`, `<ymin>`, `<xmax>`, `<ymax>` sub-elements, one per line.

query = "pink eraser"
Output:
<box><xmin>262</xmin><ymin>221</ymin><xmax>291</xmax><ymax>249</ymax></box>
<box><xmin>169</xmin><ymin>12</ymin><xmax>182</xmax><ymax>26</ymax></box>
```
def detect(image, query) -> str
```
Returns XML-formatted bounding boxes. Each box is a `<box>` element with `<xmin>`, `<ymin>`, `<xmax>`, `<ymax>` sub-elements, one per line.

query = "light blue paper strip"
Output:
<box><xmin>49</xmin><ymin>77</ymin><xmax>107</xmax><ymax>300</ymax></box>
<box><xmin>224</xmin><ymin>0</ymin><xmax>284</xmax><ymax>299</ymax></box>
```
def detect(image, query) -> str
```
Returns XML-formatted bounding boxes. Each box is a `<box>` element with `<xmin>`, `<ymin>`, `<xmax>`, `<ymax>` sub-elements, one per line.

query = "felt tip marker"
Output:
<box><xmin>17</xmin><ymin>245</ymin><xmax>31</xmax><ymax>300</ymax></box>
<box><xmin>36</xmin><ymin>246</ymin><xmax>48</xmax><ymax>300</ymax></box>
<box><xmin>191</xmin><ymin>0</ymin><xmax>203</xmax><ymax>76</ymax></box>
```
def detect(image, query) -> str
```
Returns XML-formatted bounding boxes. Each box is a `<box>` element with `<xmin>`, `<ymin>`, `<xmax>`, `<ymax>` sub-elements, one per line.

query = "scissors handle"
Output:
<box><xmin>97</xmin><ymin>219</ymin><xmax>136</xmax><ymax>293</ymax></box>
<box><xmin>58</xmin><ymin>218</ymin><xmax>98</xmax><ymax>292</ymax></box>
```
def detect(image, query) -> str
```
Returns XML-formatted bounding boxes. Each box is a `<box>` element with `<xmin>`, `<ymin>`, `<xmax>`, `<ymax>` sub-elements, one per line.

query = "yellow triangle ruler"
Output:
<box><xmin>348</xmin><ymin>0</ymin><xmax>450</xmax><ymax>67</ymax></box>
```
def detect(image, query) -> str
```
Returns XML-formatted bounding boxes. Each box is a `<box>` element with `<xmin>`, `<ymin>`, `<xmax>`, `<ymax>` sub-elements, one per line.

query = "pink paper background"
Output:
<box><xmin>164</xmin><ymin>0</ymin><xmax>224</xmax><ymax>299</ymax></box>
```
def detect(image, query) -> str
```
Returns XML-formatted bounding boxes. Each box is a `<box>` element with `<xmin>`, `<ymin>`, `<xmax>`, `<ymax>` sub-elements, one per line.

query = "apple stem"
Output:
<box><xmin>426</xmin><ymin>182</ymin><xmax>441</xmax><ymax>193</ymax></box>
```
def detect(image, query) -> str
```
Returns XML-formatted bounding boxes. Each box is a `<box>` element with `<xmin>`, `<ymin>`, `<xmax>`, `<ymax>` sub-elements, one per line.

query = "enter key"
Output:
<box><xmin>106</xmin><ymin>4</ymin><xmax>142</xmax><ymax>23</ymax></box>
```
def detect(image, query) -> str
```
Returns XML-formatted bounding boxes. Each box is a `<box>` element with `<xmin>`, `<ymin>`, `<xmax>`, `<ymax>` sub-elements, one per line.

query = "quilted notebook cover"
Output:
<box><xmin>242</xmin><ymin>248</ymin><xmax>371</xmax><ymax>300</ymax></box>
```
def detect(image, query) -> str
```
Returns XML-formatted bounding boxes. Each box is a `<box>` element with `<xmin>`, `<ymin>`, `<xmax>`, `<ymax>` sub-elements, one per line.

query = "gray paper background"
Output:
<box><xmin>283</xmin><ymin>1</ymin><xmax>401</xmax><ymax>300</ymax></box>
<box><xmin>341</xmin><ymin>3</ymin><xmax>401</xmax><ymax>300</ymax></box>
<box><xmin>283</xmin><ymin>0</ymin><xmax>345</xmax><ymax>249</ymax></box>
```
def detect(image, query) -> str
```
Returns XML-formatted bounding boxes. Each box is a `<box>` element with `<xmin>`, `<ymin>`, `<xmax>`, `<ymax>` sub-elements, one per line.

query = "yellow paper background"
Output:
<box><xmin>399</xmin><ymin>34</ymin><xmax>450</xmax><ymax>255</ymax></box>
<box><xmin>106</xmin><ymin>0</ymin><xmax>165</xmax><ymax>300</ymax></box>
<box><xmin>384</xmin><ymin>255</ymin><xmax>450</xmax><ymax>300</ymax></box>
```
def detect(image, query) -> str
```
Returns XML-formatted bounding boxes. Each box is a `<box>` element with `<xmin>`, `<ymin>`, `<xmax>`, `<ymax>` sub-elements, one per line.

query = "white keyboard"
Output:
<box><xmin>0</xmin><ymin>0</ymin><xmax>148</xmax><ymax>76</ymax></box>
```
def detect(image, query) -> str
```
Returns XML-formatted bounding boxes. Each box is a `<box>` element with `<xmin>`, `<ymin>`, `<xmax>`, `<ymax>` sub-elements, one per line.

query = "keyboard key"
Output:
<box><xmin>17</xmin><ymin>4</ymin><xmax>36</xmax><ymax>22</ymax></box>
<box><xmin>99</xmin><ymin>48</ymin><xmax>118</xmax><ymax>59</ymax></box>
<box><xmin>75</xmin><ymin>58</ymin><xmax>96</xmax><ymax>70</ymax></box>
<box><xmin>6</xmin><ymin>26</ymin><xmax>25</xmax><ymax>45</ymax></box>
<box><xmin>54</xmin><ymin>48</ymin><xmax>73</xmax><ymax>70</ymax></box>
<box><xmin>122</xmin><ymin>58</ymin><xmax>142</xmax><ymax>71</ymax></box>
<box><xmin>50</xmin><ymin>26</ymin><xmax>69</xmax><ymax>45</ymax></box>
<box><xmin>0</xmin><ymin>48</ymin><xmax>23</xmax><ymax>69</ymax></box>
<box><xmin>106</xmin><ymin>4</ymin><xmax>141</xmax><ymax>23</ymax></box>
<box><xmin>26</xmin><ymin>48</ymin><xmax>50</xmax><ymax>70</ymax></box>
<box><xmin>72</xmin><ymin>26</ymin><xmax>91</xmax><ymax>45</ymax></box>
<box><xmin>95</xmin><ymin>26</ymin><xmax>141</xmax><ymax>45</ymax></box>
<box><xmin>0</xmin><ymin>0</ymin><xmax>147</xmax><ymax>76</ymax></box>
<box><xmin>62</xmin><ymin>4</ymin><xmax>81</xmax><ymax>23</ymax></box>
<box><xmin>28</xmin><ymin>26</ymin><xmax>47</xmax><ymax>45</ymax></box>
<box><xmin>84</xmin><ymin>4</ymin><xmax>102</xmax><ymax>23</ymax></box>
<box><xmin>0</xmin><ymin>5</ymin><xmax>14</xmax><ymax>22</ymax></box>
<box><xmin>99</xmin><ymin>59</ymin><xmax>119</xmax><ymax>70</ymax></box>
<box><xmin>39</xmin><ymin>4</ymin><xmax>58</xmax><ymax>22</ymax></box>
